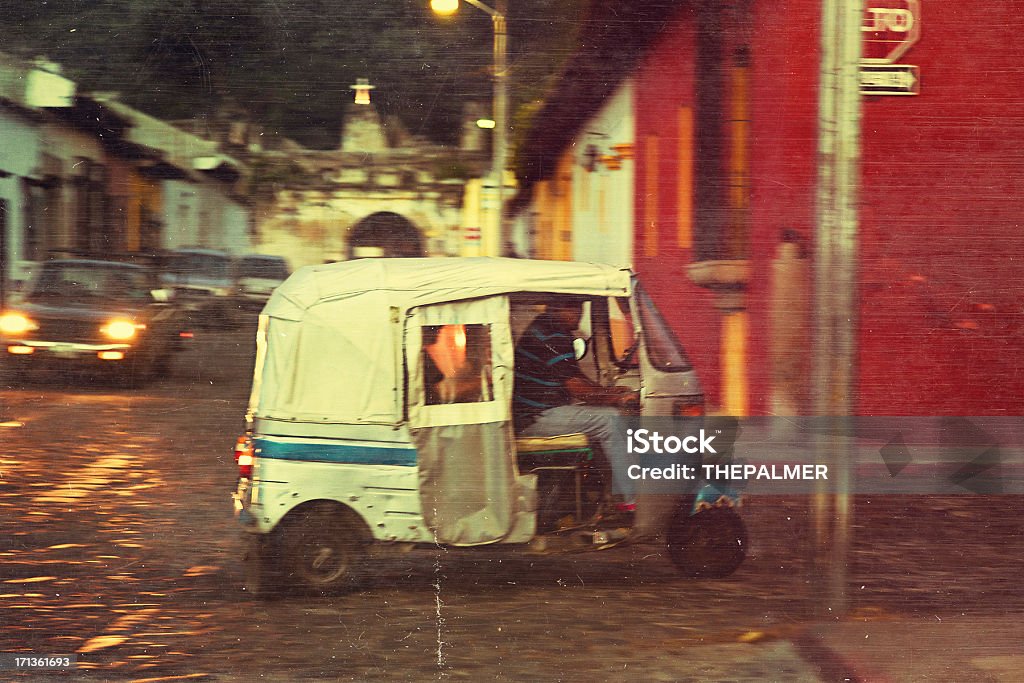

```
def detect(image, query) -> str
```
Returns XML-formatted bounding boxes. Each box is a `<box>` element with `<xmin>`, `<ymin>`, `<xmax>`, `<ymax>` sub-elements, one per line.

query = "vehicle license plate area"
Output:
<box><xmin>49</xmin><ymin>344</ymin><xmax>82</xmax><ymax>359</ymax></box>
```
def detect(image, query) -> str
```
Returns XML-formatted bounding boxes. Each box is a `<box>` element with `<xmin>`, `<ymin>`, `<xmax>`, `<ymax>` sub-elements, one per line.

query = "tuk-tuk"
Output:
<box><xmin>233</xmin><ymin>257</ymin><xmax>745</xmax><ymax>595</ymax></box>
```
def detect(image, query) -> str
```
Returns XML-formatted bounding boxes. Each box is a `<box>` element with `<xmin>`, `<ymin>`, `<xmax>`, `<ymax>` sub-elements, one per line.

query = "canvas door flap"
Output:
<box><xmin>406</xmin><ymin>297</ymin><xmax>531</xmax><ymax>545</ymax></box>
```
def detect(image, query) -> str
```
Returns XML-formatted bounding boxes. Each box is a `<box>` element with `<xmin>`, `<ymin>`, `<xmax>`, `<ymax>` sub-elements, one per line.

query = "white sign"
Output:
<box><xmin>860</xmin><ymin>64</ymin><xmax>920</xmax><ymax>96</ymax></box>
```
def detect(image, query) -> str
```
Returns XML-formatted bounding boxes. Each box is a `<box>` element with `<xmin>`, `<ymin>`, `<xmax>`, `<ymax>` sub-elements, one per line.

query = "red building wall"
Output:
<box><xmin>856</xmin><ymin>6</ymin><xmax>1024</xmax><ymax>415</ymax></box>
<box><xmin>633</xmin><ymin>6</ymin><xmax>724</xmax><ymax>406</ymax></box>
<box><xmin>636</xmin><ymin>1</ymin><xmax>1024</xmax><ymax>416</ymax></box>
<box><xmin>745</xmin><ymin>0</ymin><xmax>821</xmax><ymax>416</ymax></box>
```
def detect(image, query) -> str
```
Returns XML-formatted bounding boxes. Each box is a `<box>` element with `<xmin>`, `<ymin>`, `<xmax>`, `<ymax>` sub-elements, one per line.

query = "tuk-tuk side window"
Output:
<box><xmin>637</xmin><ymin>286</ymin><xmax>694</xmax><ymax>372</ymax></box>
<box><xmin>423</xmin><ymin>324</ymin><xmax>494</xmax><ymax>405</ymax></box>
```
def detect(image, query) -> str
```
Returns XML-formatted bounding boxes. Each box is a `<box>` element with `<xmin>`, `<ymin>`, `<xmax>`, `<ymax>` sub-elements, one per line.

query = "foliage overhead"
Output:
<box><xmin>0</xmin><ymin>0</ymin><xmax>585</xmax><ymax>149</ymax></box>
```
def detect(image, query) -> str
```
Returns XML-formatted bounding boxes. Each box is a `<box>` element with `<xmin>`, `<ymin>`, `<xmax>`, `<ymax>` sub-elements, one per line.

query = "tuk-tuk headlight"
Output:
<box><xmin>0</xmin><ymin>312</ymin><xmax>38</xmax><ymax>335</ymax></box>
<box><xmin>101</xmin><ymin>319</ymin><xmax>145</xmax><ymax>340</ymax></box>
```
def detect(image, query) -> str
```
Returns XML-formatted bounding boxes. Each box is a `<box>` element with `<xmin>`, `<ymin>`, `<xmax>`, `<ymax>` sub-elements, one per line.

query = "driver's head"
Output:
<box><xmin>547</xmin><ymin>297</ymin><xmax>585</xmax><ymax>329</ymax></box>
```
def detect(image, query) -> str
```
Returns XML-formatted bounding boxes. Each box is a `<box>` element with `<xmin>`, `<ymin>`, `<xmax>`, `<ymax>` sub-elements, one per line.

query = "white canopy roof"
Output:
<box><xmin>263</xmin><ymin>257</ymin><xmax>632</xmax><ymax>322</ymax></box>
<box><xmin>250</xmin><ymin>258</ymin><xmax>632</xmax><ymax>431</ymax></box>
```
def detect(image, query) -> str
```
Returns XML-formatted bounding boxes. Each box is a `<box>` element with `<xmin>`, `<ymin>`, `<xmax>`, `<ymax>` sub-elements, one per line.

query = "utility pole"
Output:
<box><xmin>0</xmin><ymin>196</ymin><xmax>7</xmax><ymax>318</ymax></box>
<box><xmin>493</xmin><ymin>0</ymin><xmax>508</xmax><ymax>256</ymax></box>
<box><xmin>430</xmin><ymin>0</ymin><xmax>509</xmax><ymax>256</ymax></box>
<box><xmin>811</xmin><ymin>0</ymin><xmax>863</xmax><ymax>617</ymax></box>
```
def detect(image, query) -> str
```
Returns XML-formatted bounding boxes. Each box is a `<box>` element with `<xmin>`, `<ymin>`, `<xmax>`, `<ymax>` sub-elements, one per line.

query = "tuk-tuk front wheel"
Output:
<box><xmin>666</xmin><ymin>506</ymin><xmax>747</xmax><ymax>579</ymax></box>
<box><xmin>279</xmin><ymin>503</ymin><xmax>366</xmax><ymax>594</ymax></box>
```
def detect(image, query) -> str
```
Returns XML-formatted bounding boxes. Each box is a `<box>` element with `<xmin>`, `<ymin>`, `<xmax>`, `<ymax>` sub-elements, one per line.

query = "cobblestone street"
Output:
<box><xmin>0</xmin><ymin>327</ymin><xmax>1021</xmax><ymax>680</ymax></box>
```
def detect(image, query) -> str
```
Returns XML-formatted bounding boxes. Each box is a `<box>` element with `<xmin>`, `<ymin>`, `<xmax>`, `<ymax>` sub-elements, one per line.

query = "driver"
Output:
<box><xmin>513</xmin><ymin>297</ymin><xmax>640</xmax><ymax>507</ymax></box>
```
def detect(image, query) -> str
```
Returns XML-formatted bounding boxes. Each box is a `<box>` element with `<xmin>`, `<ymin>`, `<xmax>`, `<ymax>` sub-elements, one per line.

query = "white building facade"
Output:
<box><xmin>570</xmin><ymin>79</ymin><xmax>635</xmax><ymax>267</ymax></box>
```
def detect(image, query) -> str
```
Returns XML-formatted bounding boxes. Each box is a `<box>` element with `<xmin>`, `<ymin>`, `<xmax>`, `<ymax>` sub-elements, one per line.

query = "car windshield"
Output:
<box><xmin>30</xmin><ymin>263</ymin><xmax>152</xmax><ymax>302</ymax></box>
<box><xmin>166</xmin><ymin>252</ymin><xmax>231</xmax><ymax>280</ymax></box>
<box><xmin>234</xmin><ymin>258</ymin><xmax>288</xmax><ymax>280</ymax></box>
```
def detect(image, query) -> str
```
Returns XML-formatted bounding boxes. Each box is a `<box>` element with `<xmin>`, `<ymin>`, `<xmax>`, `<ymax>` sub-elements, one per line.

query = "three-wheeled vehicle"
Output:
<box><xmin>233</xmin><ymin>258</ymin><xmax>746</xmax><ymax>595</ymax></box>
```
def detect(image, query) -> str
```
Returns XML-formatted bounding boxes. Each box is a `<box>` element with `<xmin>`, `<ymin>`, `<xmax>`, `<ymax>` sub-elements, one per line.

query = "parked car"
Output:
<box><xmin>159</xmin><ymin>248</ymin><xmax>235</xmax><ymax>324</ymax></box>
<box><xmin>0</xmin><ymin>258</ymin><xmax>187</xmax><ymax>383</ymax></box>
<box><xmin>231</xmin><ymin>254</ymin><xmax>290</xmax><ymax>312</ymax></box>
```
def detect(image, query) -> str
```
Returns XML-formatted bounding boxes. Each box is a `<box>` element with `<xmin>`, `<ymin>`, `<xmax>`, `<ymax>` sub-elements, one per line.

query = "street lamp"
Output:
<box><xmin>431</xmin><ymin>0</ymin><xmax>508</xmax><ymax>256</ymax></box>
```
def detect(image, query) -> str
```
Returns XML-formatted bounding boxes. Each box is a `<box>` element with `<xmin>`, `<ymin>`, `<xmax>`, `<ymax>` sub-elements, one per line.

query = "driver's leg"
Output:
<box><xmin>521</xmin><ymin>405</ymin><xmax>635</xmax><ymax>503</ymax></box>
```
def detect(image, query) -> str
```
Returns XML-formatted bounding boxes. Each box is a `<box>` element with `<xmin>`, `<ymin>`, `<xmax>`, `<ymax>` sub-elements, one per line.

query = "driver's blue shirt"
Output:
<box><xmin>513</xmin><ymin>314</ymin><xmax>581</xmax><ymax>430</ymax></box>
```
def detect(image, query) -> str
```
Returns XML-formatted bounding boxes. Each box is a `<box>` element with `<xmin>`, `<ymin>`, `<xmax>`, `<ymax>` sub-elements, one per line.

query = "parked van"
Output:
<box><xmin>160</xmin><ymin>248</ymin><xmax>234</xmax><ymax>324</ymax></box>
<box><xmin>230</xmin><ymin>254</ymin><xmax>290</xmax><ymax>312</ymax></box>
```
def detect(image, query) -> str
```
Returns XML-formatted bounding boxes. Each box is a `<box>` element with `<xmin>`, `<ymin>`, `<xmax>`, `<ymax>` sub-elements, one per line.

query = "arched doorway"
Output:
<box><xmin>347</xmin><ymin>212</ymin><xmax>425</xmax><ymax>259</ymax></box>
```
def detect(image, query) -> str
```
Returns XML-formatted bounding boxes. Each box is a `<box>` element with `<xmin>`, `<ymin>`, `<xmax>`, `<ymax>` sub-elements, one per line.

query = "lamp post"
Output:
<box><xmin>431</xmin><ymin>0</ymin><xmax>508</xmax><ymax>256</ymax></box>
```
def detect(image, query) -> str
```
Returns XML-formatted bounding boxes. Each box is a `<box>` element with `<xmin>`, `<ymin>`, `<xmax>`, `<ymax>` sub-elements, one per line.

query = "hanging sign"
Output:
<box><xmin>861</xmin><ymin>1</ymin><xmax>920</xmax><ymax>95</ymax></box>
<box><xmin>860</xmin><ymin>64</ymin><xmax>919</xmax><ymax>95</ymax></box>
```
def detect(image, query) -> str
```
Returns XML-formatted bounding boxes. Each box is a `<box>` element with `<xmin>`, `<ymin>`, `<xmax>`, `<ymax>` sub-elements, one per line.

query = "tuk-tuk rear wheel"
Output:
<box><xmin>280</xmin><ymin>504</ymin><xmax>365</xmax><ymax>594</ymax></box>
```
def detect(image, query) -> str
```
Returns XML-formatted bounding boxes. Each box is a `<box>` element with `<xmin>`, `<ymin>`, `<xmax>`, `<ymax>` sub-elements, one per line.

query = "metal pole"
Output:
<box><xmin>812</xmin><ymin>0</ymin><xmax>862</xmax><ymax>617</ymax></box>
<box><xmin>0</xmin><ymin>197</ymin><xmax>9</xmax><ymax>419</ymax></box>
<box><xmin>493</xmin><ymin>3</ymin><xmax>508</xmax><ymax>256</ymax></box>
<box><xmin>462</xmin><ymin>0</ymin><xmax>507</xmax><ymax>257</ymax></box>
<box><xmin>0</xmin><ymin>198</ymin><xmax>6</xmax><ymax>319</ymax></box>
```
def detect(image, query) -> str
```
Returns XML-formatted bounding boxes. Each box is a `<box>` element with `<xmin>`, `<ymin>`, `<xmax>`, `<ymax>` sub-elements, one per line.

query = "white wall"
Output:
<box><xmin>571</xmin><ymin>79</ymin><xmax>634</xmax><ymax>267</ymax></box>
<box><xmin>162</xmin><ymin>180</ymin><xmax>250</xmax><ymax>255</ymax></box>
<box><xmin>221</xmin><ymin>197</ymin><xmax>251</xmax><ymax>254</ymax></box>
<box><xmin>0</xmin><ymin>107</ymin><xmax>40</xmax><ymax>281</ymax></box>
<box><xmin>163</xmin><ymin>180</ymin><xmax>198</xmax><ymax>250</ymax></box>
<box><xmin>255</xmin><ymin>189</ymin><xmax>461</xmax><ymax>269</ymax></box>
<box><xmin>39</xmin><ymin>122</ymin><xmax>104</xmax><ymax>253</ymax></box>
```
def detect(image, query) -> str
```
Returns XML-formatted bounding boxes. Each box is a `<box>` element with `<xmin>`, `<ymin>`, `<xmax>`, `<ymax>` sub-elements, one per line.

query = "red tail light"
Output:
<box><xmin>235</xmin><ymin>434</ymin><xmax>255</xmax><ymax>479</ymax></box>
<box><xmin>674</xmin><ymin>401</ymin><xmax>705</xmax><ymax>417</ymax></box>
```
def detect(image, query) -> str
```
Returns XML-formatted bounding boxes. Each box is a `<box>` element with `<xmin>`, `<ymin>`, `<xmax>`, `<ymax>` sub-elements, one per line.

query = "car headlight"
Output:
<box><xmin>101</xmin><ymin>319</ymin><xmax>145</xmax><ymax>340</ymax></box>
<box><xmin>0</xmin><ymin>312</ymin><xmax>38</xmax><ymax>335</ymax></box>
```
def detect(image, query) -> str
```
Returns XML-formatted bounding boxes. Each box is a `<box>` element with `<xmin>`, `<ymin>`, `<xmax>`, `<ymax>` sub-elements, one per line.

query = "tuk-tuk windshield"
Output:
<box><xmin>636</xmin><ymin>284</ymin><xmax>693</xmax><ymax>372</ymax></box>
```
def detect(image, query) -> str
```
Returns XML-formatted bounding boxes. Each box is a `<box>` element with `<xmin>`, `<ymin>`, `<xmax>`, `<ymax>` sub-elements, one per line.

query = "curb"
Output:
<box><xmin>792</xmin><ymin>631</ymin><xmax>888</xmax><ymax>683</ymax></box>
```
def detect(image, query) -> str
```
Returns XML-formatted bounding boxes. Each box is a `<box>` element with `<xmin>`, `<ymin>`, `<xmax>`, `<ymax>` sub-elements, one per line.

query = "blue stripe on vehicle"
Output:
<box><xmin>514</xmin><ymin>395</ymin><xmax>551</xmax><ymax>409</ymax></box>
<box><xmin>545</xmin><ymin>352</ymin><xmax>575</xmax><ymax>366</ymax></box>
<box><xmin>514</xmin><ymin>372</ymin><xmax>561</xmax><ymax>387</ymax></box>
<box><xmin>530</xmin><ymin>329</ymin><xmax>568</xmax><ymax>342</ymax></box>
<box><xmin>255</xmin><ymin>439</ymin><xmax>417</xmax><ymax>466</ymax></box>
